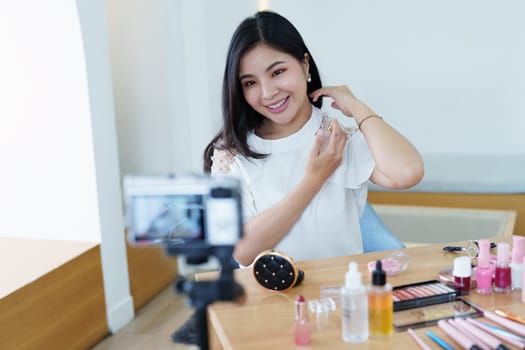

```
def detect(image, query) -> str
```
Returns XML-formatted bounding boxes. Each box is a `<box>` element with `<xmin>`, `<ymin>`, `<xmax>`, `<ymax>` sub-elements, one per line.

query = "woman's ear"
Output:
<box><xmin>303</xmin><ymin>53</ymin><xmax>310</xmax><ymax>76</ymax></box>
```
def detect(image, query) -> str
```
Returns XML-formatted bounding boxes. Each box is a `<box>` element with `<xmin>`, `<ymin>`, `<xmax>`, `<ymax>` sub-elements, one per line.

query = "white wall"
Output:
<box><xmin>0</xmin><ymin>0</ymin><xmax>134</xmax><ymax>333</ymax></box>
<box><xmin>0</xmin><ymin>2</ymin><xmax>101</xmax><ymax>242</ymax></box>
<box><xmin>273</xmin><ymin>0</ymin><xmax>525</xmax><ymax>156</ymax></box>
<box><xmin>109</xmin><ymin>1</ymin><xmax>524</xmax><ymax>181</ymax></box>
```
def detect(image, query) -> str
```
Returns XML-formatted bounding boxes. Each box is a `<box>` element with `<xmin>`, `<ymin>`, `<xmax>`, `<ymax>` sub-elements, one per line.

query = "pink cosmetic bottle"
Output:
<box><xmin>295</xmin><ymin>294</ymin><xmax>311</xmax><ymax>346</ymax></box>
<box><xmin>475</xmin><ymin>239</ymin><xmax>492</xmax><ymax>294</ymax></box>
<box><xmin>511</xmin><ymin>236</ymin><xmax>524</xmax><ymax>290</ymax></box>
<box><xmin>494</xmin><ymin>242</ymin><xmax>512</xmax><ymax>293</ymax></box>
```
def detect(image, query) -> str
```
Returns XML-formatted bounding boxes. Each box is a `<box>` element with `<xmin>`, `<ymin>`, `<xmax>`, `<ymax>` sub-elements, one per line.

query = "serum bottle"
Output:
<box><xmin>294</xmin><ymin>294</ymin><xmax>311</xmax><ymax>346</ymax></box>
<box><xmin>341</xmin><ymin>261</ymin><xmax>368</xmax><ymax>343</ymax></box>
<box><xmin>494</xmin><ymin>242</ymin><xmax>512</xmax><ymax>293</ymax></box>
<box><xmin>511</xmin><ymin>235</ymin><xmax>524</xmax><ymax>290</ymax></box>
<box><xmin>475</xmin><ymin>239</ymin><xmax>492</xmax><ymax>294</ymax></box>
<box><xmin>368</xmin><ymin>260</ymin><xmax>393</xmax><ymax>337</ymax></box>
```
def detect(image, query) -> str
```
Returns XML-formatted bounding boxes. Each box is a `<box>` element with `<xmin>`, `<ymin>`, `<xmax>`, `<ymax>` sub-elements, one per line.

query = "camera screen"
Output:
<box><xmin>128</xmin><ymin>194</ymin><xmax>205</xmax><ymax>244</ymax></box>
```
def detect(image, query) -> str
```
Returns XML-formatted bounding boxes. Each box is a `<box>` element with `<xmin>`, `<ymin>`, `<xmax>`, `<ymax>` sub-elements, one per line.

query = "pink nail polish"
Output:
<box><xmin>475</xmin><ymin>239</ymin><xmax>492</xmax><ymax>295</ymax></box>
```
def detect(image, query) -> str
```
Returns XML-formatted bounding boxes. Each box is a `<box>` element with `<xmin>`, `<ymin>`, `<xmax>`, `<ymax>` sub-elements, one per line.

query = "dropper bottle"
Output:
<box><xmin>368</xmin><ymin>260</ymin><xmax>393</xmax><ymax>337</ymax></box>
<box><xmin>341</xmin><ymin>261</ymin><xmax>368</xmax><ymax>342</ymax></box>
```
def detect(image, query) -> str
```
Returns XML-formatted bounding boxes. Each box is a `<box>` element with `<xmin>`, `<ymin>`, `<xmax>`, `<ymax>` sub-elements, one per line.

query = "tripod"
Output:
<box><xmin>167</xmin><ymin>244</ymin><xmax>243</xmax><ymax>350</ymax></box>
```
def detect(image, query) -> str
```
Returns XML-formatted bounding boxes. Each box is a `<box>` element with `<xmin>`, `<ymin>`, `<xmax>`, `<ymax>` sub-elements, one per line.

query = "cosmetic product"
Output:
<box><xmin>368</xmin><ymin>260</ymin><xmax>393</xmax><ymax>337</ymax></box>
<box><xmin>511</xmin><ymin>236</ymin><xmax>525</xmax><ymax>290</ymax></box>
<box><xmin>484</xmin><ymin>310</ymin><xmax>525</xmax><ymax>337</ymax></box>
<box><xmin>426</xmin><ymin>330</ymin><xmax>455</xmax><ymax>350</ymax></box>
<box><xmin>453</xmin><ymin>318</ymin><xmax>510</xmax><ymax>350</ymax></box>
<box><xmin>453</xmin><ymin>256</ymin><xmax>472</xmax><ymax>295</ymax></box>
<box><xmin>341</xmin><ymin>261</ymin><xmax>368</xmax><ymax>343</ymax></box>
<box><xmin>522</xmin><ymin>256</ymin><xmax>525</xmax><ymax>303</ymax></box>
<box><xmin>407</xmin><ymin>328</ymin><xmax>432</xmax><ymax>350</ymax></box>
<box><xmin>447</xmin><ymin>319</ymin><xmax>489</xmax><ymax>350</ymax></box>
<box><xmin>468</xmin><ymin>318</ymin><xmax>525</xmax><ymax>349</ymax></box>
<box><xmin>393</xmin><ymin>299</ymin><xmax>481</xmax><ymax>331</ymax></box>
<box><xmin>294</xmin><ymin>294</ymin><xmax>311</xmax><ymax>346</ymax></box>
<box><xmin>494</xmin><ymin>308</ymin><xmax>525</xmax><ymax>326</ymax></box>
<box><xmin>475</xmin><ymin>239</ymin><xmax>493</xmax><ymax>295</ymax></box>
<box><xmin>438</xmin><ymin>319</ymin><xmax>483</xmax><ymax>350</ymax></box>
<box><xmin>494</xmin><ymin>242</ymin><xmax>512</xmax><ymax>293</ymax></box>
<box><xmin>392</xmin><ymin>280</ymin><xmax>456</xmax><ymax>311</ymax></box>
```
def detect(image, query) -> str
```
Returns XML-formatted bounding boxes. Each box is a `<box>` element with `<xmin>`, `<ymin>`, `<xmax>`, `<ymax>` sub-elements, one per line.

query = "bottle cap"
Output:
<box><xmin>477</xmin><ymin>240</ymin><xmax>491</xmax><ymax>268</ymax></box>
<box><xmin>453</xmin><ymin>256</ymin><xmax>472</xmax><ymax>278</ymax></box>
<box><xmin>372</xmin><ymin>260</ymin><xmax>386</xmax><ymax>286</ymax></box>
<box><xmin>497</xmin><ymin>242</ymin><xmax>510</xmax><ymax>265</ymax></box>
<box><xmin>512</xmin><ymin>236</ymin><xmax>525</xmax><ymax>264</ymax></box>
<box><xmin>345</xmin><ymin>261</ymin><xmax>363</xmax><ymax>290</ymax></box>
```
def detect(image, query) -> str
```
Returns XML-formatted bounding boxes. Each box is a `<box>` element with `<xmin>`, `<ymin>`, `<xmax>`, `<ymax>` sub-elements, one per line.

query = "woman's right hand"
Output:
<box><xmin>304</xmin><ymin>119</ymin><xmax>348</xmax><ymax>187</ymax></box>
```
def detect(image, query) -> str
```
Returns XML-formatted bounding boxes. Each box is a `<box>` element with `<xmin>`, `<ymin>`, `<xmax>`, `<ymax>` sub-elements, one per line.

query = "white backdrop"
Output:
<box><xmin>107</xmin><ymin>0</ymin><xmax>525</xmax><ymax>175</ymax></box>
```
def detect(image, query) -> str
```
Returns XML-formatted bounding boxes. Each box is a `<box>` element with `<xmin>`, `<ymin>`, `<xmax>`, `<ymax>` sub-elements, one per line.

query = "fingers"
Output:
<box><xmin>309</xmin><ymin>86</ymin><xmax>334</xmax><ymax>102</ymax></box>
<box><xmin>325</xmin><ymin>119</ymin><xmax>348</xmax><ymax>153</ymax></box>
<box><xmin>310</xmin><ymin>129</ymin><xmax>325</xmax><ymax>157</ymax></box>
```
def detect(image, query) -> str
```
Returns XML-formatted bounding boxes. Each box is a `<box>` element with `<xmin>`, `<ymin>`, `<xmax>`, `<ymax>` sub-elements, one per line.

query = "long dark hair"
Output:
<box><xmin>203</xmin><ymin>11</ymin><xmax>323</xmax><ymax>172</ymax></box>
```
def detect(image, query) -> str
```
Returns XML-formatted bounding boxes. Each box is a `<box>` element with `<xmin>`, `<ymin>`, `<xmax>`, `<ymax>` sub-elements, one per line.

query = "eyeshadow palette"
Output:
<box><xmin>393</xmin><ymin>280</ymin><xmax>457</xmax><ymax>311</ymax></box>
<box><xmin>393</xmin><ymin>299</ymin><xmax>481</xmax><ymax>331</ymax></box>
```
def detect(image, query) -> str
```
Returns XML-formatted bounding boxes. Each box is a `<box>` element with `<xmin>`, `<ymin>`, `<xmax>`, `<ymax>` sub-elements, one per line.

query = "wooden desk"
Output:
<box><xmin>203</xmin><ymin>236</ymin><xmax>525</xmax><ymax>349</ymax></box>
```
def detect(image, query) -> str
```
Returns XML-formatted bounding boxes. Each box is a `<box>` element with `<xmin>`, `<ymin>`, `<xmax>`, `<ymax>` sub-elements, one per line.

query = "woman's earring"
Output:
<box><xmin>307</xmin><ymin>74</ymin><xmax>312</xmax><ymax>83</ymax></box>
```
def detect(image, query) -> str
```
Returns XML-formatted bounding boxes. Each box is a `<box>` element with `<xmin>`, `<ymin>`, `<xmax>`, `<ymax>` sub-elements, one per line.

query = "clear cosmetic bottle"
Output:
<box><xmin>341</xmin><ymin>261</ymin><xmax>368</xmax><ymax>343</ymax></box>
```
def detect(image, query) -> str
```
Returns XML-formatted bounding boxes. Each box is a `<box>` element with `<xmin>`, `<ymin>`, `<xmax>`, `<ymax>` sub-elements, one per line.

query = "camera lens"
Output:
<box><xmin>211</xmin><ymin>187</ymin><xmax>233</xmax><ymax>198</ymax></box>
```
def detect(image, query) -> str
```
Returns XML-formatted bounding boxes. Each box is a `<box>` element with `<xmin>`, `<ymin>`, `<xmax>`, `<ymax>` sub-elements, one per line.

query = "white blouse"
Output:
<box><xmin>211</xmin><ymin>106</ymin><xmax>375</xmax><ymax>262</ymax></box>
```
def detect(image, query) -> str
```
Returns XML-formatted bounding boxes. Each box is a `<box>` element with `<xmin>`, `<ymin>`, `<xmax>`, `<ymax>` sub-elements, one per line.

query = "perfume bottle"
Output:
<box><xmin>341</xmin><ymin>261</ymin><xmax>368</xmax><ymax>343</ymax></box>
<box><xmin>295</xmin><ymin>294</ymin><xmax>311</xmax><ymax>346</ymax></box>
<box><xmin>475</xmin><ymin>239</ymin><xmax>492</xmax><ymax>294</ymax></box>
<box><xmin>494</xmin><ymin>242</ymin><xmax>512</xmax><ymax>293</ymax></box>
<box><xmin>368</xmin><ymin>260</ymin><xmax>393</xmax><ymax>337</ymax></box>
<box><xmin>511</xmin><ymin>236</ymin><xmax>524</xmax><ymax>290</ymax></box>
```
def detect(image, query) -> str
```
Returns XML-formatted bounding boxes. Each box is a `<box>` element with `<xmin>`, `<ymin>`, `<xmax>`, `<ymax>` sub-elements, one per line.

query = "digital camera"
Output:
<box><xmin>123</xmin><ymin>173</ymin><xmax>243</xmax><ymax>250</ymax></box>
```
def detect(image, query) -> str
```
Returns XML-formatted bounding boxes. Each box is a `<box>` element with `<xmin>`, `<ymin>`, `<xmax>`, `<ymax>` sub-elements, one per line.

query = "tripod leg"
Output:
<box><xmin>196</xmin><ymin>305</ymin><xmax>209</xmax><ymax>350</ymax></box>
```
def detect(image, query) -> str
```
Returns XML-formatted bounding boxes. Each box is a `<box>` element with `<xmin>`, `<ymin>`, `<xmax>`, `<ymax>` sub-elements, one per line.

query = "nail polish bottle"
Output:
<box><xmin>341</xmin><ymin>261</ymin><xmax>368</xmax><ymax>343</ymax></box>
<box><xmin>522</xmin><ymin>257</ymin><xmax>525</xmax><ymax>303</ymax></box>
<box><xmin>295</xmin><ymin>294</ymin><xmax>311</xmax><ymax>346</ymax></box>
<box><xmin>511</xmin><ymin>236</ymin><xmax>524</xmax><ymax>290</ymax></box>
<box><xmin>367</xmin><ymin>260</ymin><xmax>393</xmax><ymax>338</ymax></box>
<box><xmin>475</xmin><ymin>239</ymin><xmax>492</xmax><ymax>295</ymax></box>
<box><xmin>494</xmin><ymin>242</ymin><xmax>512</xmax><ymax>293</ymax></box>
<box><xmin>453</xmin><ymin>256</ymin><xmax>471</xmax><ymax>296</ymax></box>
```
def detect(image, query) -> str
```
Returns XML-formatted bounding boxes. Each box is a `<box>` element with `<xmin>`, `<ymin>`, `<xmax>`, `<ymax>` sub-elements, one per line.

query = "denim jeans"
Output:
<box><xmin>360</xmin><ymin>203</ymin><xmax>405</xmax><ymax>253</ymax></box>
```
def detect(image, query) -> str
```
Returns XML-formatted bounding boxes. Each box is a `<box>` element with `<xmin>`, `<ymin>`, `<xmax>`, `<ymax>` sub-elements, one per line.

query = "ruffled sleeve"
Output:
<box><xmin>210</xmin><ymin>149</ymin><xmax>257</xmax><ymax>222</ymax></box>
<box><xmin>210</xmin><ymin>149</ymin><xmax>235</xmax><ymax>175</ymax></box>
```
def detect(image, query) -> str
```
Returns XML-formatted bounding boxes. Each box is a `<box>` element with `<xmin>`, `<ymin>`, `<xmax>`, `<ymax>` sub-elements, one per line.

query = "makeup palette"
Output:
<box><xmin>393</xmin><ymin>280</ymin><xmax>457</xmax><ymax>311</ymax></box>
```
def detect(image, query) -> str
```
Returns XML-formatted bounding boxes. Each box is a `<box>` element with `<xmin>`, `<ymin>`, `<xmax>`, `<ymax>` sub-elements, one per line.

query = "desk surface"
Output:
<box><xmin>204</xmin><ymin>236</ymin><xmax>525</xmax><ymax>349</ymax></box>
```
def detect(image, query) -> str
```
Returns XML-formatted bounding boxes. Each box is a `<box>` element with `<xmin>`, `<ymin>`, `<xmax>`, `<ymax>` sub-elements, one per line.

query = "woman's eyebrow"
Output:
<box><xmin>239</xmin><ymin>60</ymin><xmax>286</xmax><ymax>80</ymax></box>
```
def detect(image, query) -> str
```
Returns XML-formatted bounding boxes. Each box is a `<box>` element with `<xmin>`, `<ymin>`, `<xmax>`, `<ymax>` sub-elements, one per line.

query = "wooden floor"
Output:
<box><xmin>92</xmin><ymin>285</ymin><xmax>198</xmax><ymax>350</ymax></box>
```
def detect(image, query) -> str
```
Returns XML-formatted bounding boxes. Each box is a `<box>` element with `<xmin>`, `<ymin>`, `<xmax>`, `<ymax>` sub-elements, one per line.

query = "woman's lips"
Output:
<box><xmin>266</xmin><ymin>96</ymin><xmax>289</xmax><ymax>113</ymax></box>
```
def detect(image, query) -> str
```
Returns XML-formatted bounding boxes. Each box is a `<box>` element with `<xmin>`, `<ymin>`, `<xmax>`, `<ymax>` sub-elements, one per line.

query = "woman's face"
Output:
<box><xmin>239</xmin><ymin>44</ymin><xmax>312</xmax><ymax>138</ymax></box>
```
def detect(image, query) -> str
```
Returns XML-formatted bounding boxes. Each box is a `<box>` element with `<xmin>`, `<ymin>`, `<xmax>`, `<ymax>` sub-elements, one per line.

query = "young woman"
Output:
<box><xmin>203</xmin><ymin>11</ymin><xmax>424</xmax><ymax>266</ymax></box>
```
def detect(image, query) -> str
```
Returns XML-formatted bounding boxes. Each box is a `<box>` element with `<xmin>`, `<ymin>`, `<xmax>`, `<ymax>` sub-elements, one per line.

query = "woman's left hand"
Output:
<box><xmin>310</xmin><ymin>85</ymin><xmax>374</xmax><ymax>123</ymax></box>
